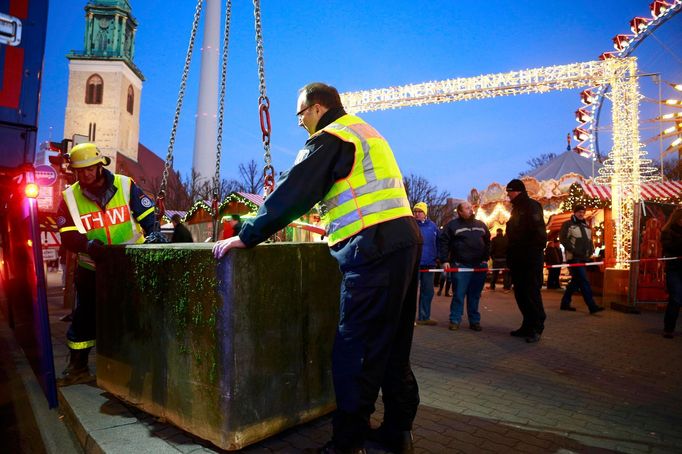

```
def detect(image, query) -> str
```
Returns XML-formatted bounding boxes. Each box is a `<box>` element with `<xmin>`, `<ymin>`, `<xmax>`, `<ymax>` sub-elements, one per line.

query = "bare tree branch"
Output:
<box><xmin>403</xmin><ymin>173</ymin><xmax>450</xmax><ymax>226</ymax></box>
<box><xmin>238</xmin><ymin>159</ymin><xmax>264</xmax><ymax>194</ymax></box>
<box><xmin>519</xmin><ymin>152</ymin><xmax>557</xmax><ymax>177</ymax></box>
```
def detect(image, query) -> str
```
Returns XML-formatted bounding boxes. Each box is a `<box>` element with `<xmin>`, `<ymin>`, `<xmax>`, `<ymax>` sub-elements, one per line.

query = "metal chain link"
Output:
<box><xmin>213</xmin><ymin>0</ymin><xmax>232</xmax><ymax>201</ymax></box>
<box><xmin>158</xmin><ymin>0</ymin><xmax>204</xmax><ymax>206</ymax></box>
<box><xmin>211</xmin><ymin>0</ymin><xmax>233</xmax><ymax>240</ymax></box>
<box><xmin>253</xmin><ymin>0</ymin><xmax>275</xmax><ymax>196</ymax></box>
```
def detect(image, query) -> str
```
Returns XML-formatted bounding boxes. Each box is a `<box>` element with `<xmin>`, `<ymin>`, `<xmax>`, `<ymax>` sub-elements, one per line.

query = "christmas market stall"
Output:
<box><xmin>569</xmin><ymin>180</ymin><xmax>682</xmax><ymax>307</ymax></box>
<box><xmin>472</xmin><ymin>148</ymin><xmax>603</xmax><ymax>232</ymax></box>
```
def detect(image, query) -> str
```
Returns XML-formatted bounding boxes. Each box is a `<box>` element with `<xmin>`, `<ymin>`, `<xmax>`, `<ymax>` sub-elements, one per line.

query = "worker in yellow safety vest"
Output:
<box><xmin>213</xmin><ymin>83</ymin><xmax>422</xmax><ymax>454</ymax></box>
<box><xmin>56</xmin><ymin>143</ymin><xmax>156</xmax><ymax>386</ymax></box>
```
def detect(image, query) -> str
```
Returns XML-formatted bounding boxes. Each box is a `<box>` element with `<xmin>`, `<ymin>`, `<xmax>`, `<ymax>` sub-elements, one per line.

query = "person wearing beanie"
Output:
<box><xmin>505</xmin><ymin>179</ymin><xmax>547</xmax><ymax>343</ymax></box>
<box><xmin>505</xmin><ymin>179</ymin><xmax>526</xmax><ymax>193</ymax></box>
<box><xmin>414</xmin><ymin>202</ymin><xmax>439</xmax><ymax>326</ymax></box>
<box><xmin>661</xmin><ymin>208</ymin><xmax>682</xmax><ymax>338</ymax></box>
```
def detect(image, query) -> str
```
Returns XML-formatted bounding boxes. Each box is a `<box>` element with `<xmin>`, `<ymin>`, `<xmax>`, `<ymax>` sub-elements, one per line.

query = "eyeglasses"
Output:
<box><xmin>296</xmin><ymin>104</ymin><xmax>314</xmax><ymax>117</ymax></box>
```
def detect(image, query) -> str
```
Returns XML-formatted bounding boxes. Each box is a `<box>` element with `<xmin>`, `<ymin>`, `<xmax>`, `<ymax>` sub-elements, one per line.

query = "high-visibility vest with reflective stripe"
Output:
<box><xmin>61</xmin><ymin>174</ymin><xmax>145</xmax><ymax>269</ymax></box>
<box><xmin>318</xmin><ymin>114</ymin><xmax>412</xmax><ymax>246</ymax></box>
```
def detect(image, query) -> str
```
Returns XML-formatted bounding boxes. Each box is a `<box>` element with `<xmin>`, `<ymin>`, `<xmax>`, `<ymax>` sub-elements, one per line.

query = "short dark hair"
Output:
<box><xmin>299</xmin><ymin>82</ymin><xmax>343</xmax><ymax>110</ymax></box>
<box><xmin>496</xmin><ymin>228</ymin><xmax>503</xmax><ymax>233</ymax></box>
<box><xmin>573</xmin><ymin>204</ymin><xmax>586</xmax><ymax>213</ymax></box>
<box><xmin>171</xmin><ymin>214</ymin><xmax>182</xmax><ymax>223</ymax></box>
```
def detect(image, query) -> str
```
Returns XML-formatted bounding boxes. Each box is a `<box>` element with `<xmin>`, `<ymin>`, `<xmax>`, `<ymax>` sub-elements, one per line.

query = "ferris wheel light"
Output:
<box><xmin>664</xmin><ymin>98</ymin><xmax>681</xmax><ymax>106</ymax></box>
<box><xmin>650</xmin><ymin>0</ymin><xmax>673</xmax><ymax>18</ymax></box>
<box><xmin>576</xmin><ymin>108</ymin><xmax>593</xmax><ymax>123</ymax></box>
<box><xmin>673</xmin><ymin>83</ymin><xmax>682</xmax><ymax>92</ymax></box>
<box><xmin>669</xmin><ymin>137</ymin><xmax>682</xmax><ymax>149</ymax></box>
<box><xmin>613</xmin><ymin>34</ymin><xmax>633</xmax><ymax>51</ymax></box>
<box><xmin>630</xmin><ymin>17</ymin><xmax>651</xmax><ymax>33</ymax></box>
<box><xmin>580</xmin><ymin>89</ymin><xmax>597</xmax><ymax>105</ymax></box>
<box><xmin>575</xmin><ymin>146</ymin><xmax>592</xmax><ymax>157</ymax></box>
<box><xmin>660</xmin><ymin>112</ymin><xmax>682</xmax><ymax>120</ymax></box>
<box><xmin>599</xmin><ymin>52</ymin><xmax>617</xmax><ymax>60</ymax></box>
<box><xmin>574</xmin><ymin>127</ymin><xmax>590</xmax><ymax>142</ymax></box>
<box><xmin>663</xmin><ymin>125</ymin><xmax>679</xmax><ymax>134</ymax></box>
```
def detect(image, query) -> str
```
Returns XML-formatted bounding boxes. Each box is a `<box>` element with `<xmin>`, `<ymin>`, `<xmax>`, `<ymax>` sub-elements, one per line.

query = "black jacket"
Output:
<box><xmin>238</xmin><ymin>107</ymin><xmax>420</xmax><ymax>271</ymax></box>
<box><xmin>559</xmin><ymin>215</ymin><xmax>593</xmax><ymax>261</ymax></box>
<box><xmin>662</xmin><ymin>224</ymin><xmax>682</xmax><ymax>272</ymax></box>
<box><xmin>172</xmin><ymin>223</ymin><xmax>194</xmax><ymax>243</ymax></box>
<box><xmin>490</xmin><ymin>234</ymin><xmax>508</xmax><ymax>260</ymax></box>
<box><xmin>544</xmin><ymin>246</ymin><xmax>563</xmax><ymax>265</ymax></box>
<box><xmin>438</xmin><ymin>217</ymin><xmax>490</xmax><ymax>266</ymax></box>
<box><xmin>506</xmin><ymin>192</ymin><xmax>547</xmax><ymax>265</ymax></box>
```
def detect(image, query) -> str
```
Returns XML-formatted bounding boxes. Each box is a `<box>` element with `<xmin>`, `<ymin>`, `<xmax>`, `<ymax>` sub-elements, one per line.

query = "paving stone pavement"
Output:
<box><xmin>47</xmin><ymin>270</ymin><xmax>682</xmax><ymax>453</ymax></box>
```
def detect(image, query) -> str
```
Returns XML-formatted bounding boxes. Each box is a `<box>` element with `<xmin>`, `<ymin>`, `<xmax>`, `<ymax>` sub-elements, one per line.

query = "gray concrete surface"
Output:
<box><xmin>44</xmin><ymin>270</ymin><xmax>682</xmax><ymax>453</ymax></box>
<box><xmin>0</xmin><ymin>275</ymin><xmax>82</xmax><ymax>454</ymax></box>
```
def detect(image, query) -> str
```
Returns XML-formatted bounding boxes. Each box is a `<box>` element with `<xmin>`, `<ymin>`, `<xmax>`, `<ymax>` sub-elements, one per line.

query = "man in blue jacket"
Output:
<box><xmin>413</xmin><ymin>202</ymin><xmax>439</xmax><ymax>326</ymax></box>
<box><xmin>439</xmin><ymin>202</ymin><xmax>490</xmax><ymax>331</ymax></box>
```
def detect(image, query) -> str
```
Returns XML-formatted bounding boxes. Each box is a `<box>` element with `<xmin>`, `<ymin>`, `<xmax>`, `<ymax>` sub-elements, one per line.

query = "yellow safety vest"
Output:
<box><xmin>59</xmin><ymin>174</ymin><xmax>148</xmax><ymax>270</ymax></box>
<box><xmin>318</xmin><ymin>114</ymin><xmax>412</xmax><ymax>246</ymax></box>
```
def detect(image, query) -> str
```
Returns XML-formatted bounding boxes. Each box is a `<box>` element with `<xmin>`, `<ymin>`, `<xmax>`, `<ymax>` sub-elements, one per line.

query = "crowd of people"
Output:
<box><xmin>410</xmin><ymin>184</ymin><xmax>682</xmax><ymax>347</ymax></box>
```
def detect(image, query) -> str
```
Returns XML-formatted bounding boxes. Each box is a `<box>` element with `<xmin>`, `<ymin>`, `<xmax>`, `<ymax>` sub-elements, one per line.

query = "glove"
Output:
<box><xmin>86</xmin><ymin>239</ymin><xmax>107</xmax><ymax>262</ymax></box>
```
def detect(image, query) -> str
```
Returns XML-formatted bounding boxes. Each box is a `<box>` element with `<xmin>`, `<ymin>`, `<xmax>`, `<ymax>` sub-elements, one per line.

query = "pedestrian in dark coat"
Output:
<box><xmin>544</xmin><ymin>239</ymin><xmax>563</xmax><ymax>289</ymax></box>
<box><xmin>505</xmin><ymin>179</ymin><xmax>547</xmax><ymax>343</ymax></box>
<box><xmin>489</xmin><ymin>228</ymin><xmax>511</xmax><ymax>290</ymax></box>
<box><xmin>439</xmin><ymin>202</ymin><xmax>490</xmax><ymax>331</ymax></box>
<box><xmin>661</xmin><ymin>208</ymin><xmax>682</xmax><ymax>338</ymax></box>
<box><xmin>171</xmin><ymin>214</ymin><xmax>194</xmax><ymax>243</ymax></box>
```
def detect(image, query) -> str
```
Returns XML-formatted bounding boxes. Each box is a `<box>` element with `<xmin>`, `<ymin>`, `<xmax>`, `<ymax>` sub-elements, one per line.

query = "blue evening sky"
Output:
<box><xmin>37</xmin><ymin>1</ymin><xmax>682</xmax><ymax>198</ymax></box>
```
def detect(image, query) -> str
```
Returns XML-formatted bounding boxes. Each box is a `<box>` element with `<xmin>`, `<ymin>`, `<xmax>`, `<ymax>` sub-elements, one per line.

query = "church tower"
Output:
<box><xmin>63</xmin><ymin>0</ymin><xmax>144</xmax><ymax>170</ymax></box>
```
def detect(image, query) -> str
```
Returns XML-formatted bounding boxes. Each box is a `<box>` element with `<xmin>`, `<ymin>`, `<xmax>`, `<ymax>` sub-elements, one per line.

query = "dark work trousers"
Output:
<box><xmin>561</xmin><ymin>260</ymin><xmax>599</xmax><ymax>311</ymax></box>
<box><xmin>665</xmin><ymin>267</ymin><xmax>682</xmax><ymax>333</ymax></box>
<box><xmin>546</xmin><ymin>267</ymin><xmax>561</xmax><ymax>289</ymax></box>
<box><xmin>331</xmin><ymin>244</ymin><xmax>421</xmax><ymax>449</ymax></box>
<box><xmin>67</xmin><ymin>266</ymin><xmax>97</xmax><ymax>350</ymax></box>
<box><xmin>490</xmin><ymin>258</ymin><xmax>511</xmax><ymax>290</ymax></box>
<box><xmin>510</xmin><ymin>254</ymin><xmax>546</xmax><ymax>335</ymax></box>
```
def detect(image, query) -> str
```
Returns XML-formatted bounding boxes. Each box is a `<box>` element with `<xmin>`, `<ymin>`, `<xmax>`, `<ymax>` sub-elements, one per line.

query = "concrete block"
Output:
<box><xmin>95</xmin><ymin>243</ymin><xmax>341</xmax><ymax>450</ymax></box>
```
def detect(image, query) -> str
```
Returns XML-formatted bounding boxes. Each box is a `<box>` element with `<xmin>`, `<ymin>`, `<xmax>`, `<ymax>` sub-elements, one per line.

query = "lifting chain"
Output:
<box><xmin>157</xmin><ymin>0</ymin><xmax>204</xmax><ymax>222</ymax></box>
<box><xmin>253</xmin><ymin>0</ymin><xmax>275</xmax><ymax>196</ymax></box>
<box><xmin>212</xmin><ymin>0</ymin><xmax>233</xmax><ymax>239</ymax></box>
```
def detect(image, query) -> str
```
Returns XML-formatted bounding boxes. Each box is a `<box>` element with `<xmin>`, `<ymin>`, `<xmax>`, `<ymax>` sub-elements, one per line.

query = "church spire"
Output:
<box><xmin>67</xmin><ymin>0</ymin><xmax>144</xmax><ymax>80</ymax></box>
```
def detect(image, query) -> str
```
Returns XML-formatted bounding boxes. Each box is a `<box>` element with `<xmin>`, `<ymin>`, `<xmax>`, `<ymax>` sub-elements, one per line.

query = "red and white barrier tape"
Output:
<box><xmin>421</xmin><ymin>256</ymin><xmax>681</xmax><ymax>273</ymax></box>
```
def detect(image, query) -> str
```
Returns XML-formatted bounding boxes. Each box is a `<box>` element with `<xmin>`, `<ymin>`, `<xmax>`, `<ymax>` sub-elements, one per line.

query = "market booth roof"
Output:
<box><xmin>580</xmin><ymin>181</ymin><xmax>682</xmax><ymax>200</ymax></box>
<box><xmin>526</xmin><ymin>149</ymin><xmax>603</xmax><ymax>181</ymax></box>
<box><xmin>546</xmin><ymin>209</ymin><xmax>598</xmax><ymax>233</ymax></box>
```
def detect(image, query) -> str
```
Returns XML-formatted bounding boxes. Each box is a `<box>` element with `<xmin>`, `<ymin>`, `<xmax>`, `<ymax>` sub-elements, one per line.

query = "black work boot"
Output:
<box><xmin>57</xmin><ymin>348</ymin><xmax>94</xmax><ymax>387</ymax></box>
<box><xmin>368</xmin><ymin>426</ymin><xmax>414</xmax><ymax>454</ymax></box>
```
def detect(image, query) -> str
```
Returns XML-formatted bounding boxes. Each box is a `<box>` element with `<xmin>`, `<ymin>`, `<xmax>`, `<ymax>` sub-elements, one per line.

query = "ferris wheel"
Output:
<box><xmin>573</xmin><ymin>0</ymin><xmax>682</xmax><ymax>162</ymax></box>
